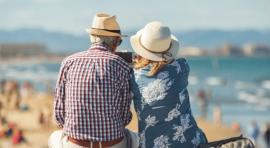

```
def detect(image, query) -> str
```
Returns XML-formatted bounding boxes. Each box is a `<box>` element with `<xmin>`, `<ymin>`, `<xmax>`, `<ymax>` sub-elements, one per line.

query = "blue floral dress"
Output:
<box><xmin>131</xmin><ymin>58</ymin><xmax>207</xmax><ymax>148</ymax></box>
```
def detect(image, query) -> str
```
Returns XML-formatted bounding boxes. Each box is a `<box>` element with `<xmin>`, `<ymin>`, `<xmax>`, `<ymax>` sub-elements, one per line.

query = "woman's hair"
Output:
<box><xmin>133</xmin><ymin>55</ymin><xmax>170</xmax><ymax>76</ymax></box>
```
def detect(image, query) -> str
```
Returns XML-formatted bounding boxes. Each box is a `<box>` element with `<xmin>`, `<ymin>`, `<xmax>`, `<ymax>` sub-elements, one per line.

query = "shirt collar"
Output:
<box><xmin>89</xmin><ymin>43</ymin><xmax>113</xmax><ymax>51</ymax></box>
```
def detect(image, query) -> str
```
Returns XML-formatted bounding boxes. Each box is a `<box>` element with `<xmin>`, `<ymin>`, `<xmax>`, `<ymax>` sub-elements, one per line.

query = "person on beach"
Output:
<box><xmin>130</xmin><ymin>21</ymin><xmax>207</xmax><ymax>148</ymax></box>
<box><xmin>49</xmin><ymin>13</ymin><xmax>137</xmax><ymax>148</ymax></box>
<box><xmin>213</xmin><ymin>104</ymin><xmax>222</xmax><ymax>124</ymax></box>
<box><xmin>197</xmin><ymin>89</ymin><xmax>208</xmax><ymax>119</ymax></box>
<box><xmin>248</xmin><ymin>121</ymin><xmax>260</xmax><ymax>146</ymax></box>
<box><xmin>264</xmin><ymin>122</ymin><xmax>270</xmax><ymax>148</ymax></box>
<box><xmin>12</xmin><ymin>129</ymin><xmax>26</xmax><ymax>145</ymax></box>
<box><xmin>3</xmin><ymin>80</ymin><xmax>20</xmax><ymax>109</ymax></box>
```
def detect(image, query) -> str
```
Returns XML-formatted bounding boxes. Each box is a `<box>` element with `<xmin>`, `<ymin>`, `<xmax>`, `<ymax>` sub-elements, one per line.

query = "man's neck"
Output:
<box><xmin>90</xmin><ymin>42</ymin><xmax>115</xmax><ymax>52</ymax></box>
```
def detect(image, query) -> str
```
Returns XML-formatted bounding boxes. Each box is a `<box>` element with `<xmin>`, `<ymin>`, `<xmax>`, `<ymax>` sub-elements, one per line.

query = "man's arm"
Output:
<box><xmin>53</xmin><ymin>60</ymin><xmax>69</xmax><ymax>128</ymax></box>
<box><xmin>121</xmin><ymin>70</ymin><xmax>133</xmax><ymax>126</ymax></box>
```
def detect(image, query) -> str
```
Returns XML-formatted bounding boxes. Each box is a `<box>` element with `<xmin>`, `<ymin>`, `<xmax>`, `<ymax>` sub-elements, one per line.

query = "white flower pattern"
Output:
<box><xmin>165</xmin><ymin>104</ymin><xmax>181</xmax><ymax>121</ymax></box>
<box><xmin>181</xmin><ymin>114</ymin><xmax>192</xmax><ymax>129</ymax></box>
<box><xmin>172</xmin><ymin>114</ymin><xmax>192</xmax><ymax>143</ymax></box>
<box><xmin>142</xmin><ymin>79</ymin><xmax>168</xmax><ymax>104</ymax></box>
<box><xmin>145</xmin><ymin>115</ymin><xmax>159</xmax><ymax>128</ymax></box>
<box><xmin>153</xmin><ymin>135</ymin><xmax>170</xmax><ymax>148</ymax></box>
<box><xmin>167</xmin><ymin>80</ymin><xmax>173</xmax><ymax>88</ymax></box>
<box><xmin>139</xmin><ymin>115</ymin><xmax>159</xmax><ymax>148</ymax></box>
<box><xmin>170</xmin><ymin>60</ymin><xmax>182</xmax><ymax>73</ymax></box>
<box><xmin>173</xmin><ymin>125</ymin><xmax>187</xmax><ymax>143</ymax></box>
<box><xmin>179</xmin><ymin>88</ymin><xmax>186</xmax><ymax>105</ymax></box>
<box><xmin>142</xmin><ymin>71</ymin><xmax>174</xmax><ymax>104</ymax></box>
<box><xmin>191</xmin><ymin>131</ymin><xmax>202</xmax><ymax>148</ymax></box>
<box><xmin>157</xmin><ymin>71</ymin><xmax>169</xmax><ymax>80</ymax></box>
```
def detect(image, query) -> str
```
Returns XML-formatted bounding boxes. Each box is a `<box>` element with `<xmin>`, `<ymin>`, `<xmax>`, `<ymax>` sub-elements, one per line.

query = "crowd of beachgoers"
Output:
<box><xmin>0</xmin><ymin>79</ymin><xmax>269</xmax><ymax>147</ymax></box>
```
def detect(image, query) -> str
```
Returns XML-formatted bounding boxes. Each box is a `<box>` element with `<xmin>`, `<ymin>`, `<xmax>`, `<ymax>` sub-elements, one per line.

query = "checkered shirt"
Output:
<box><xmin>54</xmin><ymin>43</ymin><xmax>132</xmax><ymax>141</ymax></box>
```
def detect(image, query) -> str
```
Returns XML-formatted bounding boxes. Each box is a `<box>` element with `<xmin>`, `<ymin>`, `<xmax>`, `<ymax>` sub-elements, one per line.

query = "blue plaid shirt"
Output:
<box><xmin>54</xmin><ymin>43</ymin><xmax>132</xmax><ymax>141</ymax></box>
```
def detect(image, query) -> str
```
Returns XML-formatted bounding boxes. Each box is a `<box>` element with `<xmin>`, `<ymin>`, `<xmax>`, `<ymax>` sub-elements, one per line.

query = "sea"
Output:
<box><xmin>0</xmin><ymin>56</ymin><xmax>270</xmax><ymax>145</ymax></box>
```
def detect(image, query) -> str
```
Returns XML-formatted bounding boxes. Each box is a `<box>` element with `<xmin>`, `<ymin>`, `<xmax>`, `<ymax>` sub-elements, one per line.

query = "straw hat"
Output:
<box><xmin>130</xmin><ymin>21</ymin><xmax>179</xmax><ymax>61</ymax></box>
<box><xmin>86</xmin><ymin>13</ymin><xmax>126</xmax><ymax>37</ymax></box>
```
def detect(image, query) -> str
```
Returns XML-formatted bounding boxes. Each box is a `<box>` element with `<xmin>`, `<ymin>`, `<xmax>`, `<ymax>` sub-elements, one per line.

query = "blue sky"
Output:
<box><xmin>0</xmin><ymin>0</ymin><xmax>270</xmax><ymax>34</ymax></box>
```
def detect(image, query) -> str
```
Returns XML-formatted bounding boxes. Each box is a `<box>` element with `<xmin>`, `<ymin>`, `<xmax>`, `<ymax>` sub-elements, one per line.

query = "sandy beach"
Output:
<box><xmin>0</xmin><ymin>93</ymin><xmax>241</xmax><ymax>148</ymax></box>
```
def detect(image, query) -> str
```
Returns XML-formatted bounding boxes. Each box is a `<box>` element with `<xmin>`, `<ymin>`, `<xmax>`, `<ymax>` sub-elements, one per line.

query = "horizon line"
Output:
<box><xmin>1</xmin><ymin>27</ymin><xmax>270</xmax><ymax>36</ymax></box>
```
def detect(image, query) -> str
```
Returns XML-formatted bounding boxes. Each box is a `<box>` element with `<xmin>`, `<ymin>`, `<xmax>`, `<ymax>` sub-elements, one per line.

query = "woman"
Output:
<box><xmin>130</xmin><ymin>21</ymin><xmax>207</xmax><ymax>148</ymax></box>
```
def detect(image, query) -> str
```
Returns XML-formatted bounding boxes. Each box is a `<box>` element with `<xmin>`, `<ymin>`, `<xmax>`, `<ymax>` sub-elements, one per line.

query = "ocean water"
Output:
<box><xmin>186</xmin><ymin>57</ymin><xmax>270</xmax><ymax>147</ymax></box>
<box><xmin>0</xmin><ymin>57</ymin><xmax>270</xmax><ymax>140</ymax></box>
<box><xmin>187</xmin><ymin>57</ymin><xmax>270</xmax><ymax>127</ymax></box>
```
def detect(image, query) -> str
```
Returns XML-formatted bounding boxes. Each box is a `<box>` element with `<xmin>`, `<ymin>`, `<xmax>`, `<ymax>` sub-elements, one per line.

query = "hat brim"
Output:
<box><xmin>130</xmin><ymin>29</ymin><xmax>179</xmax><ymax>61</ymax></box>
<box><xmin>86</xmin><ymin>28</ymin><xmax>127</xmax><ymax>37</ymax></box>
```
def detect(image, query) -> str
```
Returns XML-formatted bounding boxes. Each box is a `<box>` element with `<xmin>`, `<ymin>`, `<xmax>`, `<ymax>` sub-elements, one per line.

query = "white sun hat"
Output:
<box><xmin>130</xmin><ymin>21</ymin><xmax>179</xmax><ymax>61</ymax></box>
<box><xmin>86</xmin><ymin>13</ymin><xmax>127</xmax><ymax>37</ymax></box>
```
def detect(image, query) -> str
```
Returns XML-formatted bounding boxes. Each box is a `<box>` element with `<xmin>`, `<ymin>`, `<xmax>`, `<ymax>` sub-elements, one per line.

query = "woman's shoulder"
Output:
<box><xmin>168</xmin><ymin>58</ymin><xmax>190</xmax><ymax>73</ymax></box>
<box><xmin>175</xmin><ymin>58</ymin><xmax>187</xmax><ymax>62</ymax></box>
<box><xmin>175</xmin><ymin>58</ymin><xmax>188</xmax><ymax>65</ymax></box>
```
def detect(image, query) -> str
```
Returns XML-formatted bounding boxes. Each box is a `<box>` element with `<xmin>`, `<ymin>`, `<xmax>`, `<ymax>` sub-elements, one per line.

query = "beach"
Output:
<box><xmin>0</xmin><ymin>57</ymin><xmax>269</xmax><ymax>147</ymax></box>
<box><xmin>0</xmin><ymin>93</ymin><xmax>240</xmax><ymax>148</ymax></box>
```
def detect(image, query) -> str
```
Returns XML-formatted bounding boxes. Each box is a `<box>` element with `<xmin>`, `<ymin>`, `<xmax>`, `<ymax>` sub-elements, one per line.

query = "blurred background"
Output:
<box><xmin>0</xmin><ymin>0</ymin><xmax>269</xmax><ymax>147</ymax></box>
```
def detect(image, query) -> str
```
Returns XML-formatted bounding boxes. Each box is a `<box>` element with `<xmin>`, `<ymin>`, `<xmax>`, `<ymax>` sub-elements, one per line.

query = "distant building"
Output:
<box><xmin>253</xmin><ymin>45</ymin><xmax>270</xmax><ymax>56</ymax></box>
<box><xmin>219</xmin><ymin>44</ymin><xmax>244</xmax><ymax>56</ymax></box>
<box><xmin>178</xmin><ymin>47</ymin><xmax>206</xmax><ymax>57</ymax></box>
<box><xmin>243</xmin><ymin>44</ymin><xmax>270</xmax><ymax>56</ymax></box>
<box><xmin>0</xmin><ymin>43</ymin><xmax>47</xmax><ymax>58</ymax></box>
<box><xmin>242</xmin><ymin>44</ymin><xmax>255</xmax><ymax>56</ymax></box>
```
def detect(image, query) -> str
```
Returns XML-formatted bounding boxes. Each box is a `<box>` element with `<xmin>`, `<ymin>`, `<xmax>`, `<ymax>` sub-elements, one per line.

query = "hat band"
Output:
<box><xmin>92</xmin><ymin>28</ymin><xmax>121</xmax><ymax>34</ymax></box>
<box><xmin>139</xmin><ymin>35</ymin><xmax>172</xmax><ymax>54</ymax></box>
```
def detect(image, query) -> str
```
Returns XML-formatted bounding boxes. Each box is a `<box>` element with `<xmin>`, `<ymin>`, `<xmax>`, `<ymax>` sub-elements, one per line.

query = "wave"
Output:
<box><xmin>262</xmin><ymin>80</ymin><xmax>270</xmax><ymax>90</ymax></box>
<box><xmin>234</xmin><ymin>81</ymin><xmax>257</xmax><ymax>90</ymax></box>
<box><xmin>237</xmin><ymin>91</ymin><xmax>270</xmax><ymax>107</ymax></box>
<box><xmin>205</xmin><ymin>76</ymin><xmax>227</xmax><ymax>86</ymax></box>
<box><xmin>1</xmin><ymin>68</ymin><xmax>58</xmax><ymax>81</ymax></box>
<box><xmin>188</xmin><ymin>75</ymin><xmax>199</xmax><ymax>85</ymax></box>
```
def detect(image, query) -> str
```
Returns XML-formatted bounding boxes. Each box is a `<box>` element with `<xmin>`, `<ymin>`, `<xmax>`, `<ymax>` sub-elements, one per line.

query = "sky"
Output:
<box><xmin>0</xmin><ymin>0</ymin><xmax>270</xmax><ymax>34</ymax></box>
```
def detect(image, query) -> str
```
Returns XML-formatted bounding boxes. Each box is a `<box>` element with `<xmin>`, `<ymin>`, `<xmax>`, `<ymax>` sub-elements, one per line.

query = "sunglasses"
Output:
<box><xmin>117</xmin><ymin>38</ymin><xmax>122</xmax><ymax>46</ymax></box>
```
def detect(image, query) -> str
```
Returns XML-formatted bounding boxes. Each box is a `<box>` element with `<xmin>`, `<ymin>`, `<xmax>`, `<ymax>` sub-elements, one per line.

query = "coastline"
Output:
<box><xmin>0</xmin><ymin>56</ymin><xmax>64</xmax><ymax>65</ymax></box>
<box><xmin>1</xmin><ymin>107</ymin><xmax>240</xmax><ymax>148</ymax></box>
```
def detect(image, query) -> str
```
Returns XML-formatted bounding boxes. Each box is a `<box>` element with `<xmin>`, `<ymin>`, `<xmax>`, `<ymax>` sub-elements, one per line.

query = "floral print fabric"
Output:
<box><xmin>131</xmin><ymin>58</ymin><xmax>207</xmax><ymax>148</ymax></box>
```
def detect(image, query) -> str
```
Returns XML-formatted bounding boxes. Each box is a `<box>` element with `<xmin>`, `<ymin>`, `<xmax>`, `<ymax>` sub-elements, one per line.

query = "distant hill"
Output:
<box><xmin>178</xmin><ymin>30</ymin><xmax>270</xmax><ymax>49</ymax></box>
<box><xmin>0</xmin><ymin>29</ymin><xmax>89</xmax><ymax>53</ymax></box>
<box><xmin>0</xmin><ymin>29</ymin><xmax>270</xmax><ymax>53</ymax></box>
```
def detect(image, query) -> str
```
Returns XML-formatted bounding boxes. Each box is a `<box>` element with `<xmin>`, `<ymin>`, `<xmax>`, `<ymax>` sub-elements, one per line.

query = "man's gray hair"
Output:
<box><xmin>90</xmin><ymin>35</ymin><xmax>118</xmax><ymax>46</ymax></box>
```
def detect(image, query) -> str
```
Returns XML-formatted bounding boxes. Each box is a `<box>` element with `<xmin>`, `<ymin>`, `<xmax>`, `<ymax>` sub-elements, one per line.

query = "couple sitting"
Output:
<box><xmin>49</xmin><ymin>13</ymin><xmax>207</xmax><ymax>148</ymax></box>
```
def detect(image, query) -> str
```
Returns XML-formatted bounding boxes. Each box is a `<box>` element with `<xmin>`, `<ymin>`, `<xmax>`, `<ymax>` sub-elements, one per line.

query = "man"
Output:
<box><xmin>49</xmin><ymin>13</ymin><xmax>133</xmax><ymax>148</ymax></box>
<box><xmin>197</xmin><ymin>89</ymin><xmax>208</xmax><ymax>119</ymax></box>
